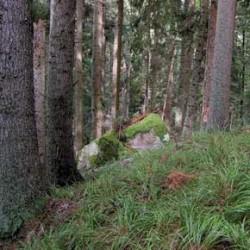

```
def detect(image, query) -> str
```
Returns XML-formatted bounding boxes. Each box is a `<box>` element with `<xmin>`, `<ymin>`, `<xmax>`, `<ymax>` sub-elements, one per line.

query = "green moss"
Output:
<box><xmin>89</xmin><ymin>132</ymin><xmax>122</xmax><ymax>167</ymax></box>
<box><xmin>123</xmin><ymin>113</ymin><xmax>168</xmax><ymax>140</ymax></box>
<box><xmin>88</xmin><ymin>154</ymin><xmax>102</xmax><ymax>167</ymax></box>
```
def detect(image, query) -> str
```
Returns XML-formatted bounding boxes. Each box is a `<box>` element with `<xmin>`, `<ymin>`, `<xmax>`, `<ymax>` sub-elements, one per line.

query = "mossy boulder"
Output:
<box><xmin>123</xmin><ymin>113</ymin><xmax>168</xmax><ymax>140</ymax></box>
<box><xmin>77</xmin><ymin>141</ymin><xmax>100</xmax><ymax>174</ymax></box>
<box><xmin>77</xmin><ymin>132</ymin><xmax>122</xmax><ymax>176</ymax></box>
<box><xmin>123</xmin><ymin>113</ymin><xmax>169</xmax><ymax>151</ymax></box>
<box><xmin>77</xmin><ymin>114</ymin><xmax>169</xmax><ymax>175</ymax></box>
<box><xmin>89</xmin><ymin>132</ymin><xmax>121</xmax><ymax>167</ymax></box>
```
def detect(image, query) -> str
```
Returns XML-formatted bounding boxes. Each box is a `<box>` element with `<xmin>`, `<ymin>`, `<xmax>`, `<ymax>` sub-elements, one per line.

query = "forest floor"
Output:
<box><xmin>3</xmin><ymin>130</ymin><xmax>250</xmax><ymax>250</ymax></box>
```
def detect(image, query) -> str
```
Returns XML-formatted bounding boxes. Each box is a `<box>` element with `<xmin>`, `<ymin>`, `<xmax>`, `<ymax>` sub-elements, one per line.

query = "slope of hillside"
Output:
<box><xmin>20</xmin><ymin>132</ymin><xmax>250</xmax><ymax>249</ymax></box>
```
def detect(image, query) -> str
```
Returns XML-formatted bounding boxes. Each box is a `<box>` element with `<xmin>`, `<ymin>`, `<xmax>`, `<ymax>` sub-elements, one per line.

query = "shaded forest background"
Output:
<box><xmin>75</xmin><ymin>0</ymin><xmax>250</xmax><ymax>143</ymax></box>
<box><xmin>32</xmin><ymin>0</ymin><xmax>250</xmax><ymax>153</ymax></box>
<box><xmin>1</xmin><ymin>0</ymin><xmax>250</xmax><ymax>239</ymax></box>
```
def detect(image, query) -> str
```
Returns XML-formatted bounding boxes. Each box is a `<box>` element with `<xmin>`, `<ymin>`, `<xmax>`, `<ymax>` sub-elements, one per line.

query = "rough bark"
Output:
<box><xmin>34</xmin><ymin>19</ymin><xmax>46</xmax><ymax>170</ymax></box>
<box><xmin>0</xmin><ymin>0</ymin><xmax>41</xmax><ymax>236</ymax></box>
<box><xmin>74</xmin><ymin>0</ymin><xmax>85</xmax><ymax>154</ymax></box>
<box><xmin>183</xmin><ymin>0</ymin><xmax>209</xmax><ymax>138</ymax></box>
<box><xmin>92</xmin><ymin>0</ymin><xmax>105</xmax><ymax>138</ymax></box>
<box><xmin>46</xmin><ymin>0</ymin><xmax>82</xmax><ymax>185</ymax></box>
<box><xmin>111</xmin><ymin>0</ymin><xmax>124</xmax><ymax>130</ymax></box>
<box><xmin>201</xmin><ymin>0</ymin><xmax>217</xmax><ymax>128</ymax></box>
<box><xmin>207</xmin><ymin>0</ymin><xmax>237</xmax><ymax>130</ymax></box>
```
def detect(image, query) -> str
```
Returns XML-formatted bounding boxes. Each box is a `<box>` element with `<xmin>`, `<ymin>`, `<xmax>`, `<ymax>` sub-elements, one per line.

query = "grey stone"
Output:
<box><xmin>128</xmin><ymin>130</ymin><xmax>164</xmax><ymax>151</ymax></box>
<box><xmin>77</xmin><ymin>141</ymin><xmax>100</xmax><ymax>174</ymax></box>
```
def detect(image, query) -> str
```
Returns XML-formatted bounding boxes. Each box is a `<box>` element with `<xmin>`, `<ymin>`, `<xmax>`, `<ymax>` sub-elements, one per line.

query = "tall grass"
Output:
<box><xmin>23</xmin><ymin>132</ymin><xmax>250</xmax><ymax>250</ymax></box>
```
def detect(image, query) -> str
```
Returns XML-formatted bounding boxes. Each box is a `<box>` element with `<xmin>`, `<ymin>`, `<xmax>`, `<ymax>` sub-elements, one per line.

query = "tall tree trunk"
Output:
<box><xmin>46</xmin><ymin>0</ymin><xmax>82</xmax><ymax>185</ymax></box>
<box><xmin>149</xmin><ymin>26</ymin><xmax>159</xmax><ymax>112</ymax></box>
<box><xmin>143</xmin><ymin>2</ymin><xmax>154</xmax><ymax>113</ymax></box>
<box><xmin>121</xmin><ymin>52</ymin><xmax>131</xmax><ymax>121</ymax></box>
<box><xmin>34</xmin><ymin>19</ymin><xmax>46</xmax><ymax>171</ymax></box>
<box><xmin>207</xmin><ymin>0</ymin><xmax>237</xmax><ymax>130</ymax></box>
<box><xmin>162</xmin><ymin>0</ymin><xmax>180</xmax><ymax>128</ymax></box>
<box><xmin>74</xmin><ymin>0</ymin><xmax>85</xmax><ymax>154</ymax></box>
<box><xmin>182</xmin><ymin>0</ymin><xmax>209</xmax><ymax>138</ymax></box>
<box><xmin>201</xmin><ymin>0</ymin><xmax>217</xmax><ymax>128</ymax></box>
<box><xmin>92</xmin><ymin>0</ymin><xmax>105</xmax><ymax>138</ymax></box>
<box><xmin>162</xmin><ymin>37</ymin><xmax>176</xmax><ymax>127</ymax></box>
<box><xmin>0</xmin><ymin>0</ymin><xmax>41</xmax><ymax>235</ymax></box>
<box><xmin>177</xmin><ymin>0</ymin><xmax>195</xmax><ymax>132</ymax></box>
<box><xmin>240</xmin><ymin>30</ymin><xmax>245</xmax><ymax>126</ymax></box>
<box><xmin>111</xmin><ymin>0</ymin><xmax>124</xmax><ymax>130</ymax></box>
<box><xmin>143</xmin><ymin>50</ymin><xmax>151</xmax><ymax>113</ymax></box>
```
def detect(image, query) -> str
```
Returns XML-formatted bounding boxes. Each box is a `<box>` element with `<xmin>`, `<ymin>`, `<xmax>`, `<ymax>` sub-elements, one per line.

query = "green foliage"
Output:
<box><xmin>22</xmin><ymin>132</ymin><xmax>250</xmax><ymax>249</ymax></box>
<box><xmin>32</xmin><ymin>0</ymin><xmax>49</xmax><ymax>22</ymax></box>
<box><xmin>123</xmin><ymin>113</ymin><xmax>168</xmax><ymax>140</ymax></box>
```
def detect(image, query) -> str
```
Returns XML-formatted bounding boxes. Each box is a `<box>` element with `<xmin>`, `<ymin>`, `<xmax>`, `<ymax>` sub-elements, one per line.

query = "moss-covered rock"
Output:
<box><xmin>77</xmin><ymin>132</ymin><xmax>122</xmax><ymax>176</ymax></box>
<box><xmin>77</xmin><ymin>141</ymin><xmax>100</xmax><ymax>174</ymax></box>
<box><xmin>123</xmin><ymin>113</ymin><xmax>168</xmax><ymax>140</ymax></box>
<box><xmin>77</xmin><ymin>114</ymin><xmax>169</xmax><ymax>174</ymax></box>
<box><xmin>90</xmin><ymin>132</ymin><xmax>122</xmax><ymax>167</ymax></box>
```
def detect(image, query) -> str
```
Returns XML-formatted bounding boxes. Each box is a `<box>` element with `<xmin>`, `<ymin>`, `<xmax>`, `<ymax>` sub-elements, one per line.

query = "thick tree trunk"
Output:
<box><xmin>111</xmin><ymin>0</ymin><xmax>124</xmax><ymax>130</ymax></box>
<box><xmin>46</xmin><ymin>0</ymin><xmax>82</xmax><ymax>185</ymax></box>
<box><xmin>34</xmin><ymin>19</ymin><xmax>46</xmax><ymax>170</ymax></box>
<box><xmin>92</xmin><ymin>0</ymin><xmax>105</xmax><ymax>138</ymax></box>
<box><xmin>74</xmin><ymin>0</ymin><xmax>85</xmax><ymax>154</ymax></box>
<box><xmin>201</xmin><ymin>0</ymin><xmax>217</xmax><ymax>128</ymax></box>
<box><xmin>207</xmin><ymin>0</ymin><xmax>237</xmax><ymax>130</ymax></box>
<box><xmin>177</xmin><ymin>0</ymin><xmax>195</xmax><ymax>132</ymax></box>
<box><xmin>0</xmin><ymin>0</ymin><xmax>41</xmax><ymax>236</ymax></box>
<box><xmin>183</xmin><ymin>0</ymin><xmax>209</xmax><ymax>138</ymax></box>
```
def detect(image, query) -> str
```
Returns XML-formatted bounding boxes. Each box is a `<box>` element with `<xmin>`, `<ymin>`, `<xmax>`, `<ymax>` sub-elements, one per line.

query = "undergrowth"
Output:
<box><xmin>22</xmin><ymin>132</ymin><xmax>250</xmax><ymax>250</ymax></box>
